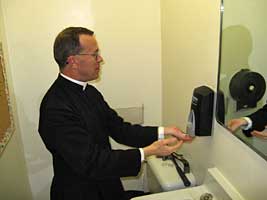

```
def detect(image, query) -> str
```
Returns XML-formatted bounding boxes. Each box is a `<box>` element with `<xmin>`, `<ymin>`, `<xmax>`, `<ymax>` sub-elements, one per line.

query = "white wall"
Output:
<box><xmin>1</xmin><ymin>0</ymin><xmax>162</xmax><ymax>199</ymax></box>
<box><xmin>212</xmin><ymin>123</ymin><xmax>267</xmax><ymax>199</ymax></box>
<box><xmin>161</xmin><ymin>0</ymin><xmax>267</xmax><ymax>199</ymax></box>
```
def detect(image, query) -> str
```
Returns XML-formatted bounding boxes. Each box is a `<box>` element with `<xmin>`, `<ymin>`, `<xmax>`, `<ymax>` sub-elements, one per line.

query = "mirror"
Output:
<box><xmin>217</xmin><ymin>0</ymin><xmax>267</xmax><ymax>160</ymax></box>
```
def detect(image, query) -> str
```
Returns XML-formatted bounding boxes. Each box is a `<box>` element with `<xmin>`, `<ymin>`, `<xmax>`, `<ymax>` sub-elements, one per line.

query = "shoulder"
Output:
<box><xmin>40</xmin><ymin>80</ymin><xmax>72</xmax><ymax>111</ymax></box>
<box><xmin>86</xmin><ymin>84</ymin><xmax>105</xmax><ymax>99</ymax></box>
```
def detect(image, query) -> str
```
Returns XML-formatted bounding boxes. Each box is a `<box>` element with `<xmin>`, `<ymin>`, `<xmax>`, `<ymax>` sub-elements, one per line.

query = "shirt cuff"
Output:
<box><xmin>241</xmin><ymin>117</ymin><xmax>252</xmax><ymax>130</ymax></box>
<box><xmin>158</xmin><ymin>126</ymin><xmax>164</xmax><ymax>140</ymax></box>
<box><xmin>139</xmin><ymin>148</ymin><xmax>145</xmax><ymax>162</ymax></box>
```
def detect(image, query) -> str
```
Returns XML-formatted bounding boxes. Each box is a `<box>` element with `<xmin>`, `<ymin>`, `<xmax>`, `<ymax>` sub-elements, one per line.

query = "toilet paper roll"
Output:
<box><xmin>229</xmin><ymin>69</ymin><xmax>266</xmax><ymax>111</ymax></box>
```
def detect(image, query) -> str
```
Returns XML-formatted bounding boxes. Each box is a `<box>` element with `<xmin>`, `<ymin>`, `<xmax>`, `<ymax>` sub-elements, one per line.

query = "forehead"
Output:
<box><xmin>79</xmin><ymin>34</ymin><xmax>98</xmax><ymax>51</ymax></box>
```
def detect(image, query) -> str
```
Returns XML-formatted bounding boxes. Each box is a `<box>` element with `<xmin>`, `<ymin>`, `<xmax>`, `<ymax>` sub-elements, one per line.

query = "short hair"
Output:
<box><xmin>53</xmin><ymin>27</ymin><xmax>94</xmax><ymax>69</ymax></box>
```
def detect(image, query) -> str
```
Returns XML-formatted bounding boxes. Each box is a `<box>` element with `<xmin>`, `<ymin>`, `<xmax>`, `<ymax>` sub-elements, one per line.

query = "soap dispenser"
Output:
<box><xmin>186</xmin><ymin>86</ymin><xmax>214</xmax><ymax>137</ymax></box>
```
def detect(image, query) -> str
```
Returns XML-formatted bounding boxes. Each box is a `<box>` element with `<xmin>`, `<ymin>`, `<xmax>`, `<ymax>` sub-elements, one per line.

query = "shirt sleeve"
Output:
<box><xmin>39</xmin><ymin>98</ymin><xmax>142</xmax><ymax>179</ymax></box>
<box><xmin>96</xmin><ymin>92</ymin><xmax>158</xmax><ymax>147</ymax></box>
<box><xmin>158</xmin><ymin>126</ymin><xmax>164</xmax><ymax>140</ymax></box>
<box><xmin>139</xmin><ymin>148</ymin><xmax>145</xmax><ymax>162</ymax></box>
<box><xmin>241</xmin><ymin>117</ymin><xmax>252</xmax><ymax>130</ymax></box>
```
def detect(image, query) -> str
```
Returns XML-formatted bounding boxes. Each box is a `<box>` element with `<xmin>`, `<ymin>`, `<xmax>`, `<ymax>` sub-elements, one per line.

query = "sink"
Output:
<box><xmin>131</xmin><ymin>185</ymin><xmax>216</xmax><ymax>200</ymax></box>
<box><xmin>132</xmin><ymin>188</ymin><xmax>194</xmax><ymax>200</ymax></box>
<box><xmin>132</xmin><ymin>168</ymin><xmax>244</xmax><ymax>200</ymax></box>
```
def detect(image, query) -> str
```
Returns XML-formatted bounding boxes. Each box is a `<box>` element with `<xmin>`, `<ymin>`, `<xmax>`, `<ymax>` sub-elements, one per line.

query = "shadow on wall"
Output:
<box><xmin>218</xmin><ymin>25</ymin><xmax>267</xmax><ymax>161</ymax></box>
<box><xmin>219</xmin><ymin>25</ymin><xmax>256</xmax><ymax>122</ymax></box>
<box><xmin>220</xmin><ymin>25</ymin><xmax>252</xmax><ymax>76</ymax></box>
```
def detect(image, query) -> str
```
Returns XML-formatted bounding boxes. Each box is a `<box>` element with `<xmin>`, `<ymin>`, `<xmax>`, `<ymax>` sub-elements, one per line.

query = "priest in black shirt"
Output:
<box><xmin>38</xmin><ymin>27</ymin><xmax>192</xmax><ymax>200</ymax></box>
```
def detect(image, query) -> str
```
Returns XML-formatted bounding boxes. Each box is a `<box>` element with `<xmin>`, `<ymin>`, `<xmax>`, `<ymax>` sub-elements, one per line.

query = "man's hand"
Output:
<box><xmin>251</xmin><ymin>126</ymin><xmax>267</xmax><ymax>139</ymax></box>
<box><xmin>164</xmin><ymin>126</ymin><xmax>193</xmax><ymax>142</ymax></box>
<box><xmin>143</xmin><ymin>137</ymin><xmax>183</xmax><ymax>157</ymax></box>
<box><xmin>227</xmin><ymin>118</ymin><xmax>248</xmax><ymax>132</ymax></box>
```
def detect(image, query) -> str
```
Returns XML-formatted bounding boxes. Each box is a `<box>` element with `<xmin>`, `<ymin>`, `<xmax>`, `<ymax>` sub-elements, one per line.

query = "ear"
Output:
<box><xmin>66</xmin><ymin>56</ymin><xmax>78</xmax><ymax>68</ymax></box>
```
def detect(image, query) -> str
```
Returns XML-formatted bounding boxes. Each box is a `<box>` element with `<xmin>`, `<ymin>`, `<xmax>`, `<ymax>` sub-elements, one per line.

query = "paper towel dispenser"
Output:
<box><xmin>186</xmin><ymin>86</ymin><xmax>214</xmax><ymax>137</ymax></box>
<box><xmin>229</xmin><ymin>69</ymin><xmax>266</xmax><ymax>111</ymax></box>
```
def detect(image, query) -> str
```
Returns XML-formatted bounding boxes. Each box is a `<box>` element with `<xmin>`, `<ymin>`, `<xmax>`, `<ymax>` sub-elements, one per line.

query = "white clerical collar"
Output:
<box><xmin>60</xmin><ymin>73</ymin><xmax>87</xmax><ymax>90</ymax></box>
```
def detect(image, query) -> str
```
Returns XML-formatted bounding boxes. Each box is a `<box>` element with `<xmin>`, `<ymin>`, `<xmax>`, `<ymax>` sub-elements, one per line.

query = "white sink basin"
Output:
<box><xmin>132</xmin><ymin>185</ymin><xmax>213</xmax><ymax>200</ymax></box>
<box><xmin>132</xmin><ymin>168</ymin><xmax>244</xmax><ymax>200</ymax></box>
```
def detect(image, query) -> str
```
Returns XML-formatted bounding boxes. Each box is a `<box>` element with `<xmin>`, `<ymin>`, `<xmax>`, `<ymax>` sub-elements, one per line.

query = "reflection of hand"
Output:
<box><xmin>143</xmin><ymin>137</ymin><xmax>183</xmax><ymax>157</ymax></box>
<box><xmin>227</xmin><ymin>118</ymin><xmax>248</xmax><ymax>133</ymax></box>
<box><xmin>251</xmin><ymin>127</ymin><xmax>267</xmax><ymax>139</ymax></box>
<box><xmin>164</xmin><ymin>126</ymin><xmax>193</xmax><ymax>142</ymax></box>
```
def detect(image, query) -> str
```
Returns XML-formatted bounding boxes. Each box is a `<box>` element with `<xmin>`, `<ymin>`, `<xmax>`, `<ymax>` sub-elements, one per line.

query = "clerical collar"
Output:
<box><xmin>60</xmin><ymin>73</ymin><xmax>87</xmax><ymax>90</ymax></box>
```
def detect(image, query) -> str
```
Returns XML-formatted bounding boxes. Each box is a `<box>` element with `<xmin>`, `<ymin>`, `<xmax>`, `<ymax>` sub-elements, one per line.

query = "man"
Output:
<box><xmin>38</xmin><ymin>27</ymin><xmax>192</xmax><ymax>200</ymax></box>
<box><xmin>228</xmin><ymin>104</ymin><xmax>267</xmax><ymax>139</ymax></box>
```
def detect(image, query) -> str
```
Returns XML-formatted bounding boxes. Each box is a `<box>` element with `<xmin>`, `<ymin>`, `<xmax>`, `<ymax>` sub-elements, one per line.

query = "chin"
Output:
<box><xmin>87</xmin><ymin>75</ymin><xmax>99</xmax><ymax>82</ymax></box>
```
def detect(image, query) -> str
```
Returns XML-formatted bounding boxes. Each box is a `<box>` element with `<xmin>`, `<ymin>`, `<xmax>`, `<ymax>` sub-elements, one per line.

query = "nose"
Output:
<box><xmin>97</xmin><ymin>55</ymin><xmax>104</xmax><ymax>63</ymax></box>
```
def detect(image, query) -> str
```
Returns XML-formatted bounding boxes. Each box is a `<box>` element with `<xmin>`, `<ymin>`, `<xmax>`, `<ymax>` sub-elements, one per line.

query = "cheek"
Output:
<box><xmin>79</xmin><ymin>60</ymin><xmax>95</xmax><ymax>73</ymax></box>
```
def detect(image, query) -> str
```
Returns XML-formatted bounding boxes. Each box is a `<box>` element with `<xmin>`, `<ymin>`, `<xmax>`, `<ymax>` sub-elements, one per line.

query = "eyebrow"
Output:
<box><xmin>86</xmin><ymin>48</ymin><xmax>99</xmax><ymax>53</ymax></box>
<box><xmin>82</xmin><ymin>48</ymin><xmax>99</xmax><ymax>54</ymax></box>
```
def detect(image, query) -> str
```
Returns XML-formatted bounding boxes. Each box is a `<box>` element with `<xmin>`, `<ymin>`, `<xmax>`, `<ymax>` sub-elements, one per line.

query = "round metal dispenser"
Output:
<box><xmin>229</xmin><ymin>69</ymin><xmax>266</xmax><ymax>111</ymax></box>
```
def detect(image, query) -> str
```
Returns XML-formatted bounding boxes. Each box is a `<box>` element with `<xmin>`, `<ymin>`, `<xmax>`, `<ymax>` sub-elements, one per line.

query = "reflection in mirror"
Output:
<box><xmin>217</xmin><ymin>0</ymin><xmax>267</xmax><ymax>160</ymax></box>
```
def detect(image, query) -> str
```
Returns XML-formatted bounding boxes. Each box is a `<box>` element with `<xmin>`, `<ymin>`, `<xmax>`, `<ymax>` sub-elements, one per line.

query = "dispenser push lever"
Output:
<box><xmin>167</xmin><ymin>154</ymin><xmax>191</xmax><ymax>187</ymax></box>
<box><xmin>171</xmin><ymin>152</ymin><xmax>190</xmax><ymax>174</ymax></box>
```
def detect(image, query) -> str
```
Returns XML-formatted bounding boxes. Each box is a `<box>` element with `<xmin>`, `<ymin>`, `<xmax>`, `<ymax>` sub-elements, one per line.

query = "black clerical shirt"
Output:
<box><xmin>38</xmin><ymin>74</ymin><xmax>158</xmax><ymax>200</ymax></box>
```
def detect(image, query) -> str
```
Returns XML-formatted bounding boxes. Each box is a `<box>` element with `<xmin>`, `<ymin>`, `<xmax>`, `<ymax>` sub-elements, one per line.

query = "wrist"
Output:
<box><xmin>143</xmin><ymin>146</ymin><xmax>154</xmax><ymax>158</ymax></box>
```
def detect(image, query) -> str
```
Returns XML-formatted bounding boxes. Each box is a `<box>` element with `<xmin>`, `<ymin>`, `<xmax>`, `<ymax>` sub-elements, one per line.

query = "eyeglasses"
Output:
<box><xmin>76</xmin><ymin>51</ymin><xmax>101</xmax><ymax>60</ymax></box>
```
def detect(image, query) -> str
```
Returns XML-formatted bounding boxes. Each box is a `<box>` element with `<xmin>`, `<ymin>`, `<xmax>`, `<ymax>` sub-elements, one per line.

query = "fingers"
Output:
<box><xmin>161</xmin><ymin>137</ymin><xmax>178</xmax><ymax>145</ymax></box>
<box><xmin>227</xmin><ymin>120</ymin><xmax>237</xmax><ymax>132</ymax></box>
<box><xmin>164</xmin><ymin>126</ymin><xmax>193</xmax><ymax>141</ymax></box>
<box><xmin>168</xmin><ymin>139</ymin><xmax>183</xmax><ymax>152</ymax></box>
<box><xmin>227</xmin><ymin>121</ymin><xmax>233</xmax><ymax>129</ymax></box>
<box><xmin>251</xmin><ymin>130</ymin><xmax>267</xmax><ymax>139</ymax></box>
<box><xmin>175</xmin><ymin>128</ymin><xmax>193</xmax><ymax>141</ymax></box>
<box><xmin>227</xmin><ymin>118</ymin><xmax>248</xmax><ymax>133</ymax></box>
<box><xmin>227</xmin><ymin>119</ymin><xmax>242</xmax><ymax>132</ymax></box>
<box><xmin>159</xmin><ymin>137</ymin><xmax>183</xmax><ymax>156</ymax></box>
<box><xmin>181</xmin><ymin>134</ymin><xmax>194</xmax><ymax>141</ymax></box>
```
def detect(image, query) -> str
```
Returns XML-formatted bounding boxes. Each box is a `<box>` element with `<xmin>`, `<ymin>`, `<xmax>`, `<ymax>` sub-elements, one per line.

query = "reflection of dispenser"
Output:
<box><xmin>216</xmin><ymin>90</ymin><xmax>225</xmax><ymax>124</ymax></box>
<box><xmin>187</xmin><ymin>86</ymin><xmax>214</xmax><ymax>137</ymax></box>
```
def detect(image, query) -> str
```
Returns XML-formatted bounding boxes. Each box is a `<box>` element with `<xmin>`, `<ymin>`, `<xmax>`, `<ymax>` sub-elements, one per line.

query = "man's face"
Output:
<box><xmin>75</xmin><ymin>34</ymin><xmax>103</xmax><ymax>81</ymax></box>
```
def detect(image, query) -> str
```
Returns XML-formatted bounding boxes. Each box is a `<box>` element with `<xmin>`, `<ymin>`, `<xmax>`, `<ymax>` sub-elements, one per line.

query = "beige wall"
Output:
<box><xmin>1</xmin><ymin>0</ymin><xmax>161</xmax><ymax>199</ymax></box>
<box><xmin>161</xmin><ymin>0</ymin><xmax>219</xmax><ymax>125</ymax></box>
<box><xmin>161</xmin><ymin>0</ymin><xmax>267</xmax><ymax>199</ymax></box>
<box><xmin>2</xmin><ymin>0</ymin><xmax>267</xmax><ymax>199</ymax></box>
<box><xmin>161</xmin><ymin>0</ymin><xmax>221</xmax><ymax>184</ymax></box>
<box><xmin>0</xmin><ymin>2</ymin><xmax>33</xmax><ymax>200</ymax></box>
